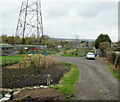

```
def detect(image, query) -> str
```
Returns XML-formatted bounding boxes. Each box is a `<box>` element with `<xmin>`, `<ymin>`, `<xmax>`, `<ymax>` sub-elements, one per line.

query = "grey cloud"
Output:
<box><xmin>119</xmin><ymin>1</ymin><xmax>120</xmax><ymax>40</ymax></box>
<box><xmin>74</xmin><ymin>2</ymin><xmax>117</xmax><ymax>18</ymax></box>
<box><xmin>43</xmin><ymin>2</ymin><xmax>68</xmax><ymax>19</ymax></box>
<box><xmin>0</xmin><ymin>0</ymin><xmax>118</xmax><ymax>41</ymax></box>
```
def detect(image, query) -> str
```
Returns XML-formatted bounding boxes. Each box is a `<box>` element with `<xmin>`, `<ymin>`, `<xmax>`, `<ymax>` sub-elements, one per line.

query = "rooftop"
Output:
<box><xmin>0</xmin><ymin>44</ymin><xmax>13</xmax><ymax>48</ymax></box>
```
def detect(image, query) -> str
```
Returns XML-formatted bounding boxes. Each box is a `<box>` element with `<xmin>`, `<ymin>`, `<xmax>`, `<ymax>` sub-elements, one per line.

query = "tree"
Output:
<box><xmin>1</xmin><ymin>35</ymin><xmax>8</xmax><ymax>43</ymax></box>
<box><xmin>40</xmin><ymin>35</ymin><xmax>50</xmax><ymax>45</ymax></box>
<box><xmin>40</xmin><ymin>35</ymin><xmax>57</xmax><ymax>48</ymax></box>
<box><xmin>94</xmin><ymin>34</ymin><xmax>111</xmax><ymax>49</ymax></box>
<box><xmin>113</xmin><ymin>41</ymin><xmax>120</xmax><ymax>51</ymax></box>
<box><xmin>99</xmin><ymin>42</ymin><xmax>111</xmax><ymax>52</ymax></box>
<box><xmin>117</xmin><ymin>41</ymin><xmax>120</xmax><ymax>47</ymax></box>
<box><xmin>24</xmin><ymin>37</ymin><xmax>36</xmax><ymax>45</ymax></box>
<box><xmin>14</xmin><ymin>36</ymin><xmax>21</xmax><ymax>44</ymax></box>
<box><xmin>58</xmin><ymin>41</ymin><xmax>69</xmax><ymax>47</ymax></box>
<box><xmin>1</xmin><ymin>35</ymin><xmax>15</xmax><ymax>44</ymax></box>
<box><xmin>7</xmin><ymin>36</ymin><xmax>15</xmax><ymax>44</ymax></box>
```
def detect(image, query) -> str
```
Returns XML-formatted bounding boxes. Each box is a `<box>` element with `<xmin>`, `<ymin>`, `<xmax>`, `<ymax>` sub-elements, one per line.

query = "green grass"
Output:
<box><xmin>49</xmin><ymin>51</ymin><xmax>62</xmax><ymax>56</ymax></box>
<box><xmin>0</xmin><ymin>94</ymin><xmax>2</xmax><ymax>99</ymax></box>
<box><xmin>0</xmin><ymin>54</ymin><xmax>24</xmax><ymax>61</ymax></box>
<box><xmin>0</xmin><ymin>54</ymin><xmax>26</xmax><ymax>64</ymax></box>
<box><xmin>61</xmin><ymin>54</ymin><xmax>85</xmax><ymax>57</ymax></box>
<box><xmin>106</xmin><ymin>64</ymin><xmax>120</xmax><ymax>80</ymax></box>
<box><xmin>53</xmin><ymin>63</ymin><xmax>80</xmax><ymax>98</ymax></box>
<box><xmin>103</xmin><ymin>58</ymin><xmax>120</xmax><ymax>80</ymax></box>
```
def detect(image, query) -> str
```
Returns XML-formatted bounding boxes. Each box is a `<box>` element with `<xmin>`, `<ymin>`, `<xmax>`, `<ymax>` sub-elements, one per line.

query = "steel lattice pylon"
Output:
<box><xmin>15</xmin><ymin>0</ymin><xmax>43</xmax><ymax>44</ymax></box>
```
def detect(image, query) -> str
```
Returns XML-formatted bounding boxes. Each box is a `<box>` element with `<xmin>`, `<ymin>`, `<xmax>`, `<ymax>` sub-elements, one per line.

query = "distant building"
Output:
<box><xmin>13</xmin><ymin>45</ymin><xmax>36</xmax><ymax>50</ymax></box>
<box><xmin>79</xmin><ymin>43</ymin><xmax>86</xmax><ymax>48</ymax></box>
<box><xmin>13</xmin><ymin>44</ymin><xmax>47</xmax><ymax>51</ymax></box>
<box><xmin>0</xmin><ymin>44</ymin><xmax>13</xmax><ymax>56</ymax></box>
<box><xmin>111</xmin><ymin>42</ymin><xmax>120</xmax><ymax>51</ymax></box>
<box><xmin>57</xmin><ymin>45</ymin><xmax>62</xmax><ymax>48</ymax></box>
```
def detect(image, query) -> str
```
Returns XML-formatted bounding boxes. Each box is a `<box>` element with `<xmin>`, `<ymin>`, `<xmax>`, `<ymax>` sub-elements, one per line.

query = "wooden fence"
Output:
<box><xmin>105</xmin><ymin>51</ymin><xmax>120</xmax><ymax>71</ymax></box>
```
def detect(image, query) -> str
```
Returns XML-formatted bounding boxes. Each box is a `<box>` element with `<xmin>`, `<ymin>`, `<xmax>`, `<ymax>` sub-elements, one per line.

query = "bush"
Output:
<box><xmin>106</xmin><ymin>51</ymin><xmax>116</xmax><ymax>64</ymax></box>
<box><xmin>99</xmin><ymin>42</ymin><xmax>111</xmax><ymax>52</ymax></box>
<box><xmin>30</xmin><ymin>54</ymin><xmax>44</xmax><ymax>68</ymax></box>
<box><xmin>21</xmin><ymin>54</ymin><xmax>57</xmax><ymax>69</ymax></box>
<box><xmin>105</xmin><ymin>51</ymin><xmax>120</xmax><ymax>70</ymax></box>
<box><xmin>40</xmin><ymin>56</ymin><xmax>57</xmax><ymax>68</ymax></box>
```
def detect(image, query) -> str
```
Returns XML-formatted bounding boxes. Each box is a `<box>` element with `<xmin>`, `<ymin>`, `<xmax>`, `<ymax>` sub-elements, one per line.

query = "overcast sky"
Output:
<box><xmin>0</xmin><ymin>0</ymin><xmax>119</xmax><ymax>41</ymax></box>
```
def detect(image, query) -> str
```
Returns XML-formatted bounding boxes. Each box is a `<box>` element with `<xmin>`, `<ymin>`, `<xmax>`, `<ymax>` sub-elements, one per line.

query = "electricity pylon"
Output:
<box><xmin>75</xmin><ymin>35</ymin><xmax>79</xmax><ymax>48</ymax></box>
<box><xmin>15</xmin><ymin>0</ymin><xmax>43</xmax><ymax>45</ymax></box>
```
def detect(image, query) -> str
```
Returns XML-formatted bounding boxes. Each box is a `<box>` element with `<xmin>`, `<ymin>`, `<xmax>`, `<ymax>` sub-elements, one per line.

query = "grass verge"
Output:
<box><xmin>49</xmin><ymin>52</ymin><xmax>62</xmax><ymax>56</ymax></box>
<box><xmin>53</xmin><ymin>63</ymin><xmax>80</xmax><ymax>99</ymax></box>
<box><xmin>102</xmin><ymin>58</ymin><xmax>120</xmax><ymax>80</ymax></box>
<box><xmin>61</xmin><ymin>54</ymin><xmax>85</xmax><ymax>57</ymax></box>
<box><xmin>0</xmin><ymin>54</ymin><xmax>25</xmax><ymax>63</ymax></box>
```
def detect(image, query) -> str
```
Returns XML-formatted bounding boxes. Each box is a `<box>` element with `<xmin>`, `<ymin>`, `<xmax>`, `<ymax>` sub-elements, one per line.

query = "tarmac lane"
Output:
<box><xmin>54</xmin><ymin>54</ymin><xmax>118</xmax><ymax>100</ymax></box>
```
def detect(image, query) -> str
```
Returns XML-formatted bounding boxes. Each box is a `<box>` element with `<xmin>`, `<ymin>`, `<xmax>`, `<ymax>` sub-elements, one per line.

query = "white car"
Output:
<box><xmin>86</xmin><ymin>52</ymin><xmax>95</xmax><ymax>60</ymax></box>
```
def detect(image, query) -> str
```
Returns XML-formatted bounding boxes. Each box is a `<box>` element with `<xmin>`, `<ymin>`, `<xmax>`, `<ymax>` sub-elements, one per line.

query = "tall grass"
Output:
<box><xmin>21</xmin><ymin>54</ymin><xmax>57</xmax><ymax>69</ymax></box>
<box><xmin>105</xmin><ymin>62</ymin><xmax>120</xmax><ymax>80</ymax></box>
<box><xmin>103</xmin><ymin>58</ymin><xmax>120</xmax><ymax>80</ymax></box>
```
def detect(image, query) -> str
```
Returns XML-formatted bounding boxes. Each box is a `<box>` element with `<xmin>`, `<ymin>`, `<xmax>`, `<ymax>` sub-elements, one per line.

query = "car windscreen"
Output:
<box><xmin>88</xmin><ymin>53</ymin><xmax>94</xmax><ymax>55</ymax></box>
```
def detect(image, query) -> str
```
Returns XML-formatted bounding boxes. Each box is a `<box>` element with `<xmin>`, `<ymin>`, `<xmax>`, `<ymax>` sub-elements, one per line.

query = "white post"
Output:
<box><xmin>47</xmin><ymin>74</ymin><xmax>50</xmax><ymax>86</ymax></box>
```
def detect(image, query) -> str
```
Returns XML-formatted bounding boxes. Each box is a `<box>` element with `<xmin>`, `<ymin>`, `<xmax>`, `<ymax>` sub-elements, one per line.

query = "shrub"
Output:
<box><xmin>106</xmin><ymin>51</ymin><xmax>116</xmax><ymax>64</ymax></box>
<box><xmin>21</xmin><ymin>55</ymin><xmax>30</xmax><ymax>68</ymax></box>
<box><xmin>30</xmin><ymin>54</ymin><xmax>44</xmax><ymax>68</ymax></box>
<box><xmin>21</xmin><ymin>54</ymin><xmax>57</xmax><ymax>69</ymax></box>
<box><xmin>40</xmin><ymin>56</ymin><xmax>57</xmax><ymax>69</ymax></box>
<box><xmin>99</xmin><ymin>42</ymin><xmax>111</xmax><ymax>52</ymax></box>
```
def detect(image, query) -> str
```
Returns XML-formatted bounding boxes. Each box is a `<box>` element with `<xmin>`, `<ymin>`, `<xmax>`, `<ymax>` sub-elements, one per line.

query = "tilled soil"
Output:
<box><xmin>2</xmin><ymin>63</ymin><xmax>70</xmax><ymax>89</ymax></box>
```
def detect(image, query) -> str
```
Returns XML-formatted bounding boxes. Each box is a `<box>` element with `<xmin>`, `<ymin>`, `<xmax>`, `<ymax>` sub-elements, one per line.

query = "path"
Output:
<box><xmin>54</xmin><ymin>54</ymin><xmax>118</xmax><ymax>100</ymax></box>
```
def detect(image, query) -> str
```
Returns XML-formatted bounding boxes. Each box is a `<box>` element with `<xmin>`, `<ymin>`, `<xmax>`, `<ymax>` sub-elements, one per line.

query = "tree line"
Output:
<box><xmin>0</xmin><ymin>35</ymin><xmax>72</xmax><ymax>48</ymax></box>
<box><xmin>94</xmin><ymin>34</ymin><xmax>120</xmax><ymax>54</ymax></box>
<box><xmin>1</xmin><ymin>34</ymin><xmax>119</xmax><ymax>51</ymax></box>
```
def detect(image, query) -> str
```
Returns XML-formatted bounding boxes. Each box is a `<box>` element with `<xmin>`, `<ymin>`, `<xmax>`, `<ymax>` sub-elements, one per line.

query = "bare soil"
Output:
<box><xmin>5</xmin><ymin>63</ymin><xmax>20</xmax><ymax>69</ymax></box>
<box><xmin>2</xmin><ymin>63</ymin><xmax>70</xmax><ymax>89</ymax></box>
<box><xmin>7</xmin><ymin>88</ymin><xmax>65</xmax><ymax>101</ymax></box>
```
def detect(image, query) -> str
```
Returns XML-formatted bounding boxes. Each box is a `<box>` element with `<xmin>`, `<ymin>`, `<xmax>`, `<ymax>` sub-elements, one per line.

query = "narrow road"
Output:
<box><xmin>54</xmin><ymin>54</ymin><xmax>118</xmax><ymax>100</ymax></box>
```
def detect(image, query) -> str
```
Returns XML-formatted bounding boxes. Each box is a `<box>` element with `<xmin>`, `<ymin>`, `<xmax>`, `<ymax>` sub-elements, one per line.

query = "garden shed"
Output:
<box><xmin>0</xmin><ymin>44</ymin><xmax>13</xmax><ymax>56</ymax></box>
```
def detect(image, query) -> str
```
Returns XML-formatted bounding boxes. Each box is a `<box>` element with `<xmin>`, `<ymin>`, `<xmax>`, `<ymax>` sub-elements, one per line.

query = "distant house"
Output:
<box><xmin>95</xmin><ymin>49</ymin><xmax>102</xmax><ymax>56</ymax></box>
<box><xmin>57</xmin><ymin>45</ymin><xmax>62</xmax><ymax>48</ymax></box>
<box><xmin>0</xmin><ymin>44</ymin><xmax>13</xmax><ymax>56</ymax></box>
<box><xmin>79</xmin><ymin>43</ymin><xmax>86</xmax><ymax>48</ymax></box>
<box><xmin>13</xmin><ymin>45</ymin><xmax>47</xmax><ymax>50</ymax></box>
<box><xmin>13</xmin><ymin>45</ymin><xmax>36</xmax><ymax>50</ymax></box>
<box><xmin>111</xmin><ymin>42</ymin><xmax>120</xmax><ymax>51</ymax></box>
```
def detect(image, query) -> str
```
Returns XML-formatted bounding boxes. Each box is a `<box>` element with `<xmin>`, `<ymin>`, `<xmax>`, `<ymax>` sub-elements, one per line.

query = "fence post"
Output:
<box><xmin>114</xmin><ymin>52</ymin><xmax>119</xmax><ymax>68</ymax></box>
<box><xmin>47</xmin><ymin>74</ymin><xmax>50</xmax><ymax>86</ymax></box>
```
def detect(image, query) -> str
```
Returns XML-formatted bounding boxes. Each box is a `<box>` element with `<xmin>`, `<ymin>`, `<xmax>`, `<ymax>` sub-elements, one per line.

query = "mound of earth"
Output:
<box><xmin>7</xmin><ymin>88</ymin><xmax>65</xmax><ymax>101</ymax></box>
